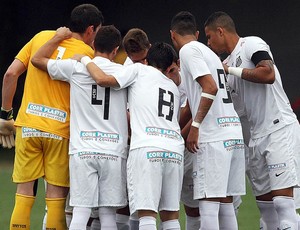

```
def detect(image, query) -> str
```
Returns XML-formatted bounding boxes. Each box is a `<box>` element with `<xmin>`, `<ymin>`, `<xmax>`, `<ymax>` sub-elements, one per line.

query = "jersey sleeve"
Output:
<box><xmin>113</xmin><ymin>63</ymin><xmax>139</xmax><ymax>89</ymax></box>
<box><xmin>244</xmin><ymin>37</ymin><xmax>270</xmax><ymax>61</ymax></box>
<box><xmin>180</xmin><ymin>44</ymin><xmax>211</xmax><ymax>81</ymax></box>
<box><xmin>15</xmin><ymin>38</ymin><xmax>34</xmax><ymax>67</ymax></box>
<box><xmin>47</xmin><ymin>59</ymin><xmax>77</xmax><ymax>83</ymax></box>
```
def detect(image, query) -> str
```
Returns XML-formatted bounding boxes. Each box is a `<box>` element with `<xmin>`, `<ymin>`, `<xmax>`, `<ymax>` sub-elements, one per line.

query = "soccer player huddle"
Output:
<box><xmin>1</xmin><ymin>3</ymin><xmax>300</xmax><ymax>230</ymax></box>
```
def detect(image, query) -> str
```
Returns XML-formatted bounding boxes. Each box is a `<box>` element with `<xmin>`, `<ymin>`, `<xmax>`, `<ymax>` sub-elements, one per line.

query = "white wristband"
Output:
<box><xmin>191</xmin><ymin>121</ymin><xmax>201</xmax><ymax>128</ymax></box>
<box><xmin>201</xmin><ymin>92</ymin><xmax>216</xmax><ymax>100</ymax></box>
<box><xmin>81</xmin><ymin>56</ymin><xmax>92</xmax><ymax>67</ymax></box>
<box><xmin>228</xmin><ymin>67</ymin><xmax>243</xmax><ymax>78</ymax></box>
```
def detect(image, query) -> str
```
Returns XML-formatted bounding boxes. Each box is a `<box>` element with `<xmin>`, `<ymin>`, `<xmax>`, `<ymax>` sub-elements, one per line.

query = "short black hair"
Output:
<box><xmin>204</xmin><ymin>11</ymin><xmax>236</xmax><ymax>33</ymax></box>
<box><xmin>147</xmin><ymin>42</ymin><xmax>178</xmax><ymax>72</ymax></box>
<box><xmin>170</xmin><ymin>11</ymin><xmax>197</xmax><ymax>36</ymax></box>
<box><xmin>94</xmin><ymin>25</ymin><xmax>121</xmax><ymax>53</ymax></box>
<box><xmin>69</xmin><ymin>4</ymin><xmax>104</xmax><ymax>33</ymax></box>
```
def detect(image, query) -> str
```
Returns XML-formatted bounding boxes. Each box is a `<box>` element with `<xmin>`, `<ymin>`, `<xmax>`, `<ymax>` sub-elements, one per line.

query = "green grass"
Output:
<box><xmin>0</xmin><ymin>147</ymin><xmax>260</xmax><ymax>229</ymax></box>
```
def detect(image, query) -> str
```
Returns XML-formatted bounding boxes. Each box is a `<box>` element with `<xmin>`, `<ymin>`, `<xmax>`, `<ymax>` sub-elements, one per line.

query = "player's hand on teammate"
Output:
<box><xmin>222</xmin><ymin>63</ymin><xmax>229</xmax><ymax>74</ymax></box>
<box><xmin>55</xmin><ymin>26</ymin><xmax>72</xmax><ymax>41</ymax></box>
<box><xmin>0</xmin><ymin>118</ymin><xmax>16</xmax><ymax>149</ymax></box>
<box><xmin>72</xmin><ymin>54</ymin><xmax>85</xmax><ymax>62</ymax></box>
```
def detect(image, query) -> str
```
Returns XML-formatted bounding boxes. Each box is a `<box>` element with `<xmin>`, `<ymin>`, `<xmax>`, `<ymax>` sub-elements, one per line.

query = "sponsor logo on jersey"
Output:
<box><xmin>147</xmin><ymin>151</ymin><xmax>183</xmax><ymax>164</ymax></box>
<box><xmin>77</xmin><ymin>151</ymin><xmax>118</xmax><ymax>161</ymax></box>
<box><xmin>26</xmin><ymin>103</ymin><xmax>67</xmax><ymax>122</ymax></box>
<box><xmin>267</xmin><ymin>163</ymin><xmax>286</xmax><ymax>171</ymax></box>
<box><xmin>21</xmin><ymin>127</ymin><xmax>62</xmax><ymax>140</ymax></box>
<box><xmin>217</xmin><ymin>116</ymin><xmax>241</xmax><ymax>127</ymax></box>
<box><xmin>80</xmin><ymin>131</ymin><xmax>119</xmax><ymax>143</ymax></box>
<box><xmin>223</xmin><ymin>139</ymin><xmax>244</xmax><ymax>151</ymax></box>
<box><xmin>145</xmin><ymin>126</ymin><xmax>181</xmax><ymax>140</ymax></box>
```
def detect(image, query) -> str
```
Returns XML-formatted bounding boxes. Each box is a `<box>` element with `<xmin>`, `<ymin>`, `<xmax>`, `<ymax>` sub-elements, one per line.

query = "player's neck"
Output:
<box><xmin>71</xmin><ymin>32</ymin><xmax>84</xmax><ymax>41</ymax></box>
<box><xmin>95</xmin><ymin>52</ymin><xmax>113</xmax><ymax>61</ymax></box>
<box><xmin>226</xmin><ymin>33</ymin><xmax>240</xmax><ymax>54</ymax></box>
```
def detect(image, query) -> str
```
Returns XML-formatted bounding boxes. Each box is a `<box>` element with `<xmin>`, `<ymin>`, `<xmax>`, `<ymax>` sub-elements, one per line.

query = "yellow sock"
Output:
<box><xmin>10</xmin><ymin>193</ymin><xmax>35</xmax><ymax>230</ymax></box>
<box><xmin>45</xmin><ymin>197</ymin><xmax>67</xmax><ymax>230</ymax></box>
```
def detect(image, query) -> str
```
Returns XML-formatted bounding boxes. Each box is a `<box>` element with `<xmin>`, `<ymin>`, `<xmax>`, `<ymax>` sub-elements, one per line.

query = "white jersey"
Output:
<box><xmin>179</xmin><ymin>41</ymin><xmax>243</xmax><ymax>143</ymax></box>
<box><xmin>47</xmin><ymin>57</ymin><xmax>128</xmax><ymax>158</ymax></box>
<box><xmin>225</xmin><ymin>37</ymin><xmax>297</xmax><ymax>139</ymax></box>
<box><xmin>123</xmin><ymin>56</ymin><xmax>133</xmax><ymax>66</ymax></box>
<box><xmin>113</xmin><ymin>63</ymin><xmax>184</xmax><ymax>154</ymax></box>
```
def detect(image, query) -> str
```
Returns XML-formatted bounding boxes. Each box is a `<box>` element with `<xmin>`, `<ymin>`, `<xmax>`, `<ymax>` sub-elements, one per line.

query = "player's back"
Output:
<box><xmin>125</xmin><ymin>64</ymin><xmax>184</xmax><ymax>153</ymax></box>
<box><xmin>67</xmin><ymin>56</ymin><xmax>129</xmax><ymax>157</ymax></box>
<box><xmin>180</xmin><ymin>41</ymin><xmax>243</xmax><ymax>143</ymax></box>
<box><xmin>15</xmin><ymin>30</ymin><xmax>94</xmax><ymax>138</ymax></box>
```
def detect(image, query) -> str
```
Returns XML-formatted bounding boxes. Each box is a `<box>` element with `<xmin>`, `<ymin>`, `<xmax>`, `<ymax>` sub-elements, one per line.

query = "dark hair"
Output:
<box><xmin>122</xmin><ymin>28</ymin><xmax>151</xmax><ymax>54</ymax></box>
<box><xmin>170</xmin><ymin>11</ymin><xmax>197</xmax><ymax>36</ymax></box>
<box><xmin>147</xmin><ymin>42</ymin><xmax>178</xmax><ymax>72</ymax></box>
<box><xmin>69</xmin><ymin>4</ymin><xmax>104</xmax><ymax>33</ymax></box>
<box><xmin>204</xmin><ymin>11</ymin><xmax>236</xmax><ymax>33</ymax></box>
<box><xmin>93</xmin><ymin>25</ymin><xmax>121</xmax><ymax>53</ymax></box>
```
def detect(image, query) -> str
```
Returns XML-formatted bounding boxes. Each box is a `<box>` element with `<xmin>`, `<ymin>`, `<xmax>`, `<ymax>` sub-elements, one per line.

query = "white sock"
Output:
<box><xmin>91</xmin><ymin>218</ymin><xmax>101</xmax><ymax>230</ymax></box>
<box><xmin>296</xmin><ymin>213</ymin><xmax>300</xmax><ymax>230</ymax></box>
<box><xmin>69</xmin><ymin>207</ymin><xmax>92</xmax><ymax>230</ymax></box>
<box><xmin>199</xmin><ymin>200</ymin><xmax>220</xmax><ymax>230</ymax></box>
<box><xmin>66</xmin><ymin>213</ymin><xmax>73</xmax><ymax>228</ymax></box>
<box><xmin>162</xmin><ymin>219</ymin><xmax>180</xmax><ymax>230</ymax></box>
<box><xmin>99</xmin><ymin>207</ymin><xmax>117</xmax><ymax>230</ymax></box>
<box><xmin>116</xmin><ymin>213</ymin><xmax>130</xmax><ymax>230</ymax></box>
<box><xmin>273</xmin><ymin>196</ymin><xmax>298</xmax><ymax>230</ymax></box>
<box><xmin>185</xmin><ymin>215</ymin><xmax>200</xmax><ymax>230</ymax></box>
<box><xmin>139</xmin><ymin>216</ymin><xmax>156</xmax><ymax>230</ymax></box>
<box><xmin>129</xmin><ymin>213</ymin><xmax>140</xmax><ymax>230</ymax></box>
<box><xmin>219</xmin><ymin>203</ymin><xmax>238</xmax><ymax>230</ymax></box>
<box><xmin>256</xmin><ymin>200</ymin><xmax>279</xmax><ymax>229</ymax></box>
<box><xmin>42</xmin><ymin>212</ymin><xmax>47</xmax><ymax>230</ymax></box>
<box><xmin>259</xmin><ymin>218</ymin><xmax>267</xmax><ymax>230</ymax></box>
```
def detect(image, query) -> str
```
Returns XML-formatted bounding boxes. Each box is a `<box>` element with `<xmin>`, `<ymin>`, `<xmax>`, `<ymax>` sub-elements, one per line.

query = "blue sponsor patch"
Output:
<box><xmin>217</xmin><ymin>116</ymin><xmax>241</xmax><ymax>127</ymax></box>
<box><xmin>145</xmin><ymin>126</ymin><xmax>181</xmax><ymax>140</ymax></box>
<box><xmin>26</xmin><ymin>103</ymin><xmax>67</xmax><ymax>122</ymax></box>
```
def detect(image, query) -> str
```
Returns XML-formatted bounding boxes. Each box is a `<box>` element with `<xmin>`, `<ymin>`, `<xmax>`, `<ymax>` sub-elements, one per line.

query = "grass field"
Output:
<box><xmin>0</xmin><ymin>147</ymin><xmax>260</xmax><ymax>229</ymax></box>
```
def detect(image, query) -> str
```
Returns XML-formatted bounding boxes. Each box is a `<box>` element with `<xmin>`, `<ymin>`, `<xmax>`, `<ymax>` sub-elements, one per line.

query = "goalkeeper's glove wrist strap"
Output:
<box><xmin>1</xmin><ymin>108</ymin><xmax>13</xmax><ymax>120</ymax></box>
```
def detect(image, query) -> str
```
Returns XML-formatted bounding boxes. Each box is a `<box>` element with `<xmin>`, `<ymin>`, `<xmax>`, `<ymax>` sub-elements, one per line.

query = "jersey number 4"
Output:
<box><xmin>91</xmin><ymin>84</ymin><xmax>110</xmax><ymax>120</ymax></box>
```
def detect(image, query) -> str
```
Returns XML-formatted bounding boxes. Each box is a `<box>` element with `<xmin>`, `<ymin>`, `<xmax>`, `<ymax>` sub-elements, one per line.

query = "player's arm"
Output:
<box><xmin>2</xmin><ymin>59</ymin><xmax>26</xmax><ymax>111</ymax></box>
<box><xmin>224</xmin><ymin>51</ymin><xmax>275</xmax><ymax>84</ymax></box>
<box><xmin>31</xmin><ymin>27</ymin><xmax>72</xmax><ymax>71</ymax></box>
<box><xmin>187</xmin><ymin>74</ymin><xmax>217</xmax><ymax>153</ymax></box>
<box><xmin>0</xmin><ymin>59</ymin><xmax>26</xmax><ymax>148</ymax></box>
<box><xmin>80</xmin><ymin>57</ymin><xmax>120</xmax><ymax>88</ymax></box>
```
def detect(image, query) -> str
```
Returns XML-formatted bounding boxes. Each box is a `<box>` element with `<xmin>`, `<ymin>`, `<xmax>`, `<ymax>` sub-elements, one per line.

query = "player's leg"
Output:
<box><xmin>44</xmin><ymin>135</ymin><xmax>69</xmax><ymax>230</ymax></box>
<box><xmin>127</xmin><ymin>147</ymin><xmax>165</xmax><ymax>230</ymax></box>
<box><xmin>138</xmin><ymin>210</ymin><xmax>157</xmax><ymax>230</ymax></box>
<box><xmin>90</xmin><ymin>217</ymin><xmax>101</xmax><ymax>230</ymax></box>
<box><xmin>129</xmin><ymin>212</ymin><xmax>140</xmax><ymax>230</ymax></box>
<box><xmin>219</xmin><ymin>141</ymin><xmax>245</xmax><ymax>230</ymax></box>
<box><xmin>249</xmin><ymin>124</ymin><xmax>300</xmax><ymax>229</ymax></box>
<box><xmin>116</xmin><ymin>205</ymin><xmax>130</xmax><ymax>230</ymax></box>
<box><xmin>183</xmin><ymin>205</ymin><xmax>200</xmax><ymax>230</ymax></box>
<box><xmin>159</xmin><ymin>148</ymin><xmax>183</xmax><ymax>230</ymax></box>
<box><xmin>10</xmin><ymin>128</ymin><xmax>42</xmax><ymax>230</ymax></box>
<box><xmin>181</xmin><ymin>149</ymin><xmax>200</xmax><ymax>230</ymax></box>
<box><xmin>10</xmin><ymin>182</ymin><xmax>36</xmax><ymax>230</ymax></box>
<box><xmin>99</xmin><ymin>155</ymin><xmax>127</xmax><ymax>229</ymax></box>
